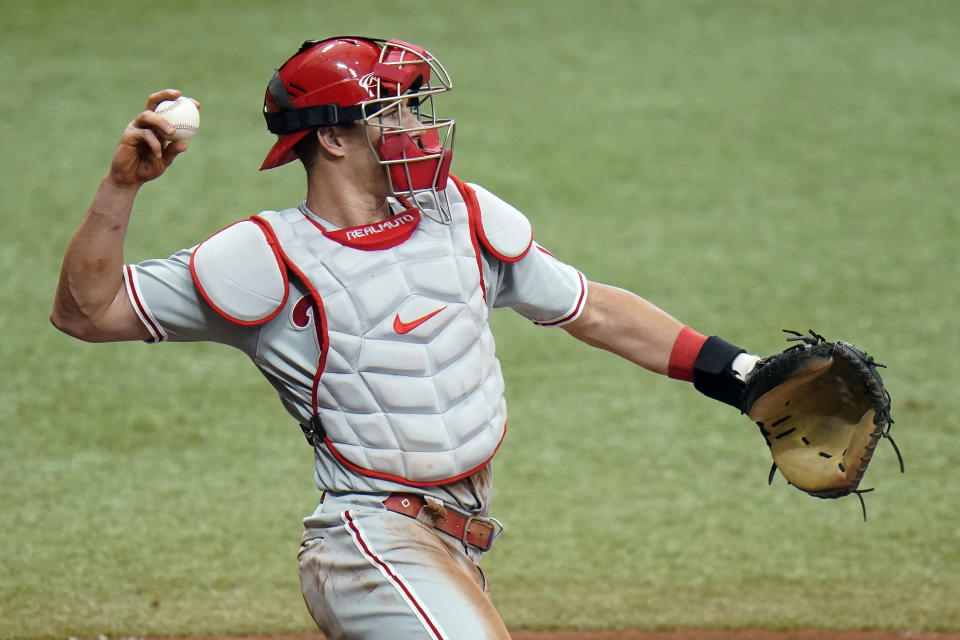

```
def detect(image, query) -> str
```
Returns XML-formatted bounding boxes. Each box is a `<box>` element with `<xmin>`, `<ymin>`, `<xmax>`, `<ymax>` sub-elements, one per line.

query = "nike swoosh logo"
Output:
<box><xmin>393</xmin><ymin>306</ymin><xmax>447</xmax><ymax>334</ymax></box>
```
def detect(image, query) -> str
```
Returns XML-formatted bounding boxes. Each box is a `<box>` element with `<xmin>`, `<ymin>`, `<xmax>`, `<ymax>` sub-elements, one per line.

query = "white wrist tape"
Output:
<box><xmin>732</xmin><ymin>353</ymin><xmax>762</xmax><ymax>381</ymax></box>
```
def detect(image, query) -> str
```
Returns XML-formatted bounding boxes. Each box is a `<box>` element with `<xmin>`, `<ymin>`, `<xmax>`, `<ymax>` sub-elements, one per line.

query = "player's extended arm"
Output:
<box><xmin>51</xmin><ymin>89</ymin><xmax>191</xmax><ymax>342</ymax></box>
<box><xmin>563</xmin><ymin>282</ymin><xmax>758</xmax><ymax>407</ymax></box>
<box><xmin>562</xmin><ymin>282</ymin><xmax>682</xmax><ymax>375</ymax></box>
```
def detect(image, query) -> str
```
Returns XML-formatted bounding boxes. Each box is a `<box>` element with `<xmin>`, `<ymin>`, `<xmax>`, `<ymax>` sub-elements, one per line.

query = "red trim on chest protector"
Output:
<box><xmin>307</xmin><ymin>208</ymin><xmax>421</xmax><ymax>250</ymax></box>
<box><xmin>321</xmin><ymin>423</ymin><xmax>507</xmax><ymax>487</ymax></box>
<box><xmin>450</xmin><ymin>175</ymin><xmax>487</xmax><ymax>302</ymax></box>
<box><xmin>249</xmin><ymin>216</ymin><xmax>330</xmax><ymax>414</ymax></box>
<box><xmin>452</xmin><ymin>175</ymin><xmax>532</xmax><ymax>263</ymax></box>
<box><xmin>189</xmin><ymin>220</ymin><xmax>290</xmax><ymax>327</ymax></box>
<box><xmin>254</xmin><ymin>204</ymin><xmax>502</xmax><ymax>488</ymax></box>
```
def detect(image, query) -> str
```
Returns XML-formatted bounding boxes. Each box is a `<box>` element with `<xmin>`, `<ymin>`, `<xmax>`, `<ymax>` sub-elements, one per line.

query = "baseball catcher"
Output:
<box><xmin>52</xmin><ymin>33</ymin><xmax>906</xmax><ymax>639</ymax></box>
<box><xmin>743</xmin><ymin>330</ymin><xmax>902</xmax><ymax>517</ymax></box>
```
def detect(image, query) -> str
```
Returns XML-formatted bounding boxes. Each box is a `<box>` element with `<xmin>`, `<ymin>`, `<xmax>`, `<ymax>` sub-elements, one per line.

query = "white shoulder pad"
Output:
<box><xmin>469</xmin><ymin>183</ymin><xmax>533</xmax><ymax>262</ymax></box>
<box><xmin>190</xmin><ymin>220</ymin><xmax>288</xmax><ymax>325</ymax></box>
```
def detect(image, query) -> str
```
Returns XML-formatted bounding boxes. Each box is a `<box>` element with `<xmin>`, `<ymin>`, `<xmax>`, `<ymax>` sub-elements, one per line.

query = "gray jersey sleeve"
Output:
<box><xmin>124</xmin><ymin>249</ymin><xmax>258</xmax><ymax>351</ymax></box>
<box><xmin>467</xmin><ymin>182</ymin><xmax>588</xmax><ymax>329</ymax></box>
<box><xmin>465</xmin><ymin>182</ymin><xmax>587</xmax><ymax>325</ymax></box>
<box><xmin>486</xmin><ymin>244</ymin><xmax>587</xmax><ymax>325</ymax></box>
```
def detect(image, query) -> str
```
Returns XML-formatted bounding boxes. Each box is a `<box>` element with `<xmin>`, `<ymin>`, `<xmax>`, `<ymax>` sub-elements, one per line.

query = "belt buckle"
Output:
<box><xmin>462</xmin><ymin>515</ymin><xmax>503</xmax><ymax>552</ymax></box>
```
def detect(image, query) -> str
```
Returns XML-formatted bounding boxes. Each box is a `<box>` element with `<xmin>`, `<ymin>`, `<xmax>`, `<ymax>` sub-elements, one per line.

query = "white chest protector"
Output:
<box><xmin>191</xmin><ymin>178</ymin><xmax>533</xmax><ymax>486</ymax></box>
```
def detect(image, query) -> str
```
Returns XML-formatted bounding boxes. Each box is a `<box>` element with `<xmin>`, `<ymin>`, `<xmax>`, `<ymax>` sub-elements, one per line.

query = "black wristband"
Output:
<box><xmin>693</xmin><ymin>336</ymin><xmax>746</xmax><ymax>409</ymax></box>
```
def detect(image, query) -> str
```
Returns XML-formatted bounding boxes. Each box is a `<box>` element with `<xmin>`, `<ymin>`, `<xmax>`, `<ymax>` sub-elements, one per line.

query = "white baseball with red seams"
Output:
<box><xmin>155</xmin><ymin>96</ymin><xmax>199</xmax><ymax>140</ymax></box>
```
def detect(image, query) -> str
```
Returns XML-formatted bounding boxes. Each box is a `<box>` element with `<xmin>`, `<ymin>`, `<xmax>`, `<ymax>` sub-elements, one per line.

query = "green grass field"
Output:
<box><xmin>2</xmin><ymin>1</ymin><xmax>959</xmax><ymax>638</ymax></box>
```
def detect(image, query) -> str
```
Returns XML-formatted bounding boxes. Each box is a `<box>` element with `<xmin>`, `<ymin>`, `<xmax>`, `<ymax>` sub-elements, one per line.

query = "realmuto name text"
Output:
<box><xmin>345</xmin><ymin>213</ymin><xmax>417</xmax><ymax>240</ymax></box>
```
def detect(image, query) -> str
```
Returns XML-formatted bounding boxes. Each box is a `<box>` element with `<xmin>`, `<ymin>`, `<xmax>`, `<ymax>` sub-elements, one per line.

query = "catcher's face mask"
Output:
<box><xmin>262</xmin><ymin>37</ymin><xmax>456</xmax><ymax>224</ymax></box>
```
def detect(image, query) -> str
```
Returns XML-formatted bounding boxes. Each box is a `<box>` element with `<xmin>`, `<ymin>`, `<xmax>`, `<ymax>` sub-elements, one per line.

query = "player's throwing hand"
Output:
<box><xmin>109</xmin><ymin>89</ymin><xmax>196</xmax><ymax>186</ymax></box>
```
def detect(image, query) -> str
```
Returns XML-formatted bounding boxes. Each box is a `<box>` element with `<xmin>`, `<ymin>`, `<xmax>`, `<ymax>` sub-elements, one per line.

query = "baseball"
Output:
<box><xmin>155</xmin><ymin>96</ymin><xmax>200</xmax><ymax>141</ymax></box>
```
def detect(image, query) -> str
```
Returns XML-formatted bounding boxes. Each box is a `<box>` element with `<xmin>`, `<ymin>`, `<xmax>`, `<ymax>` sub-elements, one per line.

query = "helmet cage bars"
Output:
<box><xmin>361</xmin><ymin>40</ymin><xmax>455</xmax><ymax>223</ymax></box>
<box><xmin>263</xmin><ymin>37</ymin><xmax>456</xmax><ymax>224</ymax></box>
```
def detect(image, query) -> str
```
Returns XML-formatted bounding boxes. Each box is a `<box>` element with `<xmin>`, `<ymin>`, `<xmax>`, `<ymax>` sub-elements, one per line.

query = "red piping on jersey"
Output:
<box><xmin>189</xmin><ymin>220</ymin><xmax>290</xmax><ymax>326</ymax></box>
<box><xmin>534</xmin><ymin>271</ymin><xmax>587</xmax><ymax>326</ymax></box>
<box><xmin>124</xmin><ymin>264</ymin><xmax>164</xmax><ymax>342</ymax></box>
<box><xmin>449</xmin><ymin>175</ymin><xmax>487</xmax><ymax>302</ymax></box>
<box><xmin>343</xmin><ymin>511</ymin><xmax>448</xmax><ymax>638</ymax></box>
<box><xmin>322</xmin><ymin>424</ymin><xmax>507</xmax><ymax>488</ymax></box>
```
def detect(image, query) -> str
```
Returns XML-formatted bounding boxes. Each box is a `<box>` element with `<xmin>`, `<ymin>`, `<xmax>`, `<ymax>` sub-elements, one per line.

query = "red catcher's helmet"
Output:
<box><xmin>261</xmin><ymin>37</ymin><xmax>456</xmax><ymax>223</ymax></box>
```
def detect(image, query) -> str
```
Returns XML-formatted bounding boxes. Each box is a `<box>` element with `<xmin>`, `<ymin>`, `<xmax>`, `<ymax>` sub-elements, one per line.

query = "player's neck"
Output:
<box><xmin>303</xmin><ymin>174</ymin><xmax>391</xmax><ymax>230</ymax></box>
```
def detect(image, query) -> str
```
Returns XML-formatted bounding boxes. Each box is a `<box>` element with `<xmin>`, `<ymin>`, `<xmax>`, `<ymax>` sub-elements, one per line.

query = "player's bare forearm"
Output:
<box><xmin>51</xmin><ymin>178</ymin><xmax>149</xmax><ymax>341</ymax></box>
<box><xmin>562</xmin><ymin>282</ymin><xmax>684</xmax><ymax>376</ymax></box>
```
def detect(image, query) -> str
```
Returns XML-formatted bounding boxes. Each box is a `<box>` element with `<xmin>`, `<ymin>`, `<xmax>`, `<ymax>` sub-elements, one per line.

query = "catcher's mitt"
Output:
<box><xmin>743</xmin><ymin>330</ymin><xmax>902</xmax><ymax>516</ymax></box>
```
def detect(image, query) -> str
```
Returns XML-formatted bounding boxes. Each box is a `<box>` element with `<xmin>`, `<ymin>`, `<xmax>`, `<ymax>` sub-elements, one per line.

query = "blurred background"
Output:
<box><xmin>1</xmin><ymin>1</ymin><xmax>958</xmax><ymax>638</ymax></box>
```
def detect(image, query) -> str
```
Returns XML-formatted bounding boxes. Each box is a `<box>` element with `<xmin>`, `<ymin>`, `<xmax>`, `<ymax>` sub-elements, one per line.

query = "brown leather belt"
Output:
<box><xmin>383</xmin><ymin>493</ymin><xmax>501</xmax><ymax>552</ymax></box>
